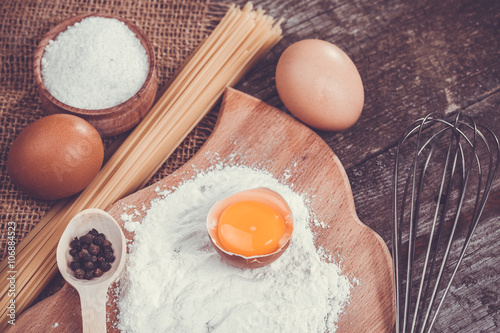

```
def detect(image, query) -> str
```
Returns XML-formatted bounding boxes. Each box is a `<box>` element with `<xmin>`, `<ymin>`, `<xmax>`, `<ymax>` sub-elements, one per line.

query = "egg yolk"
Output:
<box><xmin>217</xmin><ymin>200</ymin><xmax>286</xmax><ymax>257</ymax></box>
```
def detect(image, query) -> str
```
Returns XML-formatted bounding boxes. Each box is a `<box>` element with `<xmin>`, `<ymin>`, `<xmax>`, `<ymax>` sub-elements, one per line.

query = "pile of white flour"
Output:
<box><xmin>117</xmin><ymin>165</ymin><xmax>352</xmax><ymax>333</ymax></box>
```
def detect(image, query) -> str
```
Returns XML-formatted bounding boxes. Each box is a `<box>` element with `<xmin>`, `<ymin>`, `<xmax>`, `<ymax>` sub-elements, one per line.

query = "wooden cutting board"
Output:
<box><xmin>9</xmin><ymin>88</ymin><xmax>395</xmax><ymax>332</ymax></box>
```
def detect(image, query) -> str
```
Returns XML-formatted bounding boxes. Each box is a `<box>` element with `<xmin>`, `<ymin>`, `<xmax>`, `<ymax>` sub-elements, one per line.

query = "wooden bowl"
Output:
<box><xmin>33</xmin><ymin>13</ymin><xmax>158</xmax><ymax>137</ymax></box>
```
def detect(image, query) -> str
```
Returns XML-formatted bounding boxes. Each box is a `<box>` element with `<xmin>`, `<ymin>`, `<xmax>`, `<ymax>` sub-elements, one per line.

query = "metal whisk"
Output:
<box><xmin>392</xmin><ymin>111</ymin><xmax>500</xmax><ymax>333</ymax></box>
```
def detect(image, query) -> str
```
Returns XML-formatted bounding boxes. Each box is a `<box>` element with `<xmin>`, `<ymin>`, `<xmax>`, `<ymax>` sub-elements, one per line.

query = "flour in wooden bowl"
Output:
<box><xmin>41</xmin><ymin>17</ymin><xmax>148</xmax><ymax>110</ymax></box>
<box><xmin>117</xmin><ymin>165</ymin><xmax>352</xmax><ymax>332</ymax></box>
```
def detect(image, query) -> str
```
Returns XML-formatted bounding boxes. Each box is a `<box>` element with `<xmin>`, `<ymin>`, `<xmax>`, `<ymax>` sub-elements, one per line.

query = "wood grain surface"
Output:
<box><xmin>225</xmin><ymin>1</ymin><xmax>499</xmax><ymax>332</ymax></box>
<box><xmin>9</xmin><ymin>89</ymin><xmax>395</xmax><ymax>332</ymax></box>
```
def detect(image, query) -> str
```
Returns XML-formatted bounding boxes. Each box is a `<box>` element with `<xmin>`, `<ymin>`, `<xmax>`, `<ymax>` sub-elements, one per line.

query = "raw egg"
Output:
<box><xmin>7</xmin><ymin>114</ymin><xmax>104</xmax><ymax>200</ymax></box>
<box><xmin>275</xmin><ymin>39</ymin><xmax>364</xmax><ymax>131</ymax></box>
<box><xmin>207</xmin><ymin>188</ymin><xmax>293</xmax><ymax>268</ymax></box>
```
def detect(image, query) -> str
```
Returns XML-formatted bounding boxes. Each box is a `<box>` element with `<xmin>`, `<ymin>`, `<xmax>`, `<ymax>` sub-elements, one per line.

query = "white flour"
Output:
<box><xmin>117</xmin><ymin>165</ymin><xmax>352</xmax><ymax>332</ymax></box>
<box><xmin>41</xmin><ymin>17</ymin><xmax>148</xmax><ymax>110</ymax></box>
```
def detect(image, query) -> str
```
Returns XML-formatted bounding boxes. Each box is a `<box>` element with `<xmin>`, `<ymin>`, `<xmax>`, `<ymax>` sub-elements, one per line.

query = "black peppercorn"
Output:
<box><xmin>103</xmin><ymin>245</ymin><xmax>113</xmax><ymax>254</ymax></box>
<box><xmin>83</xmin><ymin>261</ymin><xmax>95</xmax><ymax>270</ymax></box>
<box><xmin>74</xmin><ymin>268</ymin><xmax>85</xmax><ymax>279</ymax></box>
<box><xmin>90</xmin><ymin>228</ymin><xmax>99</xmax><ymax>237</ymax></box>
<box><xmin>88</xmin><ymin>244</ymin><xmax>100</xmax><ymax>255</ymax></box>
<box><xmin>69</xmin><ymin>248</ymin><xmax>79</xmax><ymax>257</ymax></box>
<box><xmin>70</xmin><ymin>237</ymin><xmax>81</xmax><ymax>249</ymax></box>
<box><xmin>70</xmin><ymin>261</ymin><xmax>81</xmax><ymax>270</ymax></box>
<box><xmin>84</xmin><ymin>270</ymin><xmax>94</xmax><ymax>280</ymax></box>
<box><xmin>104</xmin><ymin>252</ymin><xmax>115</xmax><ymax>263</ymax></box>
<box><xmin>94</xmin><ymin>234</ymin><xmax>106</xmax><ymax>246</ymax></box>
<box><xmin>81</xmin><ymin>233</ymin><xmax>94</xmax><ymax>244</ymax></box>
<box><xmin>94</xmin><ymin>268</ymin><xmax>104</xmax><ymax>277</ymax></box>
<box><xmin>90</xmin><ymin>255</ymin><xmax>98</xmax><ymax>263</ymax></box>
<box><xmin>82</xmin><ymin>243</ymin><xmax>90</xmax><ymax>250</ymax></box>
<box><xmin>103</xmin><ymin>240</ymin><xmax>112</xmax><ymax>248</ymax></box>
<box><xmin>100</xmin><ymin>261</ymin><xmax>112</xmax><ymax>272</ymax></box>
<box><xmin>79</xmin><ymin>248</ymin><xmax>92</xmax><ymax>262</ymax></box>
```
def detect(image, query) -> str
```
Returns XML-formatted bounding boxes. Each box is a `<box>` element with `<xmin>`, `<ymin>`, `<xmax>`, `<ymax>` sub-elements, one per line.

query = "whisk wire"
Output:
<box><xmin>394</xmin><ymin>114</ymin><xmax>431</xmax><ymax>332</ymax></box>
<box><xmin>421</xmin><ymin>126</ymin><xmax>470</xmax><ymax>333</ymax></box>
<box><xmin>412</xmin><ymin>128</ymin><xmax>455</xmax><ymax>333</ymax></box>
<box><xmin>392</xmin><ymin>111</ymin><xmax>500</xmax><ymax>333</ymax></box>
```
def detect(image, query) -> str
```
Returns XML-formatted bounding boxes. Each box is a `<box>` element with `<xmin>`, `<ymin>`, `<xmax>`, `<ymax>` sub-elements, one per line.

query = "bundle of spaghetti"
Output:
<box><xmin>0</xmin><ymin>3</ymin><xmax>282</xmax><ymax>328</ymax></box>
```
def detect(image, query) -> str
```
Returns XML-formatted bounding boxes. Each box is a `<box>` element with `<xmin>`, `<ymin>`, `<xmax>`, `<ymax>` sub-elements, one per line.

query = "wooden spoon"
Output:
<box><xmin>56</xmin><ymin>208</ymin><xmax>126</xmax><ymax>333</ymax></box>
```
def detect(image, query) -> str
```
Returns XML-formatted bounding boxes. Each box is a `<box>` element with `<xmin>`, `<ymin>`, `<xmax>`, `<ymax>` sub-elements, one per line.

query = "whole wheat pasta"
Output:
<box><xmin>0</xmin><ymin>3</ymin><xmax>282</xmax><ymax>329</ymax></box>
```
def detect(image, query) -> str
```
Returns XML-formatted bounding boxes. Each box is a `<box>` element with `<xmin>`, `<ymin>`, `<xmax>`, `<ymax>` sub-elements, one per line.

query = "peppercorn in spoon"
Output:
<box><xmin>57</xmin><ymin>208</ymin><xmax>126</xmax><ymax>333</ymax></box>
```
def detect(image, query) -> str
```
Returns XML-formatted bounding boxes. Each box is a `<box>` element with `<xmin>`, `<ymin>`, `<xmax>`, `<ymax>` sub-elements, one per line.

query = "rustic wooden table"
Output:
<box><xmin>229</xmin><ymin>0</ymin><xmax>500</xmax><ymax>332</ymax></box>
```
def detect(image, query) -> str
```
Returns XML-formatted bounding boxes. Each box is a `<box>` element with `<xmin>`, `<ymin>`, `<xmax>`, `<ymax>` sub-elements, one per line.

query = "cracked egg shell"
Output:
<box><xmin>206</xmin><ymin>187</ymin><xmax>293</xmax><ymax>269</ymax></box>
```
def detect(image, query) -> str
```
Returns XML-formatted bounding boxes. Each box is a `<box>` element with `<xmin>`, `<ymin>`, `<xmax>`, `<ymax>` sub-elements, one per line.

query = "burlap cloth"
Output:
<box><xmin>0</xmin><ymin>0</ymin><xmax>229</xmax><ymax>262</ymax></box>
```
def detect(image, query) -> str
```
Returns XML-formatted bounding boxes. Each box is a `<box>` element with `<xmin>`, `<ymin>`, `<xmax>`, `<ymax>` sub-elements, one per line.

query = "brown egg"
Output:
<box><xmin>275</xmin><ymin>39</ymin><xmax>364</xmax><ymax>131</ymax></box>
<box><xmin>206</xmin><ymin>188</ymin><xmax>293</xmax><ymax>269</ymax></box>
<box><xmin>7</xmin><ymin>114</ymin><xmax>104</xmax><ymax>200</ymax></box>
